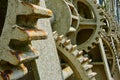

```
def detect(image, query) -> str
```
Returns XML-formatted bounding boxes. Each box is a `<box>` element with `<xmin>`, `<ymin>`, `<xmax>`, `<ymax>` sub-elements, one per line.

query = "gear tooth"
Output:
<box><xmin>84</xmin><ymin>57</ymin><xmax>89</xmax><ymax>62</ymax></box>
<box><xmin>88</xmin><ymin>72</ymin><xmax>97</xmax><ymax>78</ymax></box>
<box><xmin>76</xmin><ymin>51</ymin><xmax>83</xmax><ymax>57</ymax></box>
<box><xmin>57</xmin><ymin>35</ymin><xmax>64</xmax><ymax>42</ymax></box>
<box><xmin>100</xmin><ymin>22</ymin><xmax>106</xmax><ymax>26</ymax></box>
<box><xmin>98</xmin><ymin>9</ymin><xmax>104</xmax><ymax>15</ymax></box>
<box><xmin>83</xmin><ymin>48</ymin><xmax>90</xmax><ymax>52</ymax></box>
<box><xmin>89</xmin><ymin>59</ymin><xmax>92</xmax><ymax>63</ymax></box>
<box><xmin>68</xmin><ymin>27</ymin><xmax>76</xmax><ymax>33</ymax></box>
<box><xmin>65</xmin><ymin>44</ymin><xmax>73</xmax><ymax>52</ymax></box>
<box><xmin>1</xmin><ymin>46</ymin><xmax>39</xmax><ymax>65</ymax></box>
<box><xmin>77</xmin><ymin>56</ymin><xmax>84</xmax><ymax>63</ymax></box>
<box><xmin>100</xmin><ymin>17</ymin><xmax>106</xmax><ymax>21</ymax></box>
<box><xmin>78</xmin><ymin>57</ymin><xmax>89</xmax><ymax>64</ymax></box>
<box><xmin>21</xmin><ymin>2</ymin><xmax>52</xmax><ymax>17</ymax></box>
<box><xmin>12</xmin><ymin>26</ymin><xmax>48</xmax><ymax>41</ymax></box>
<box><xmin>63</xmin><ymin>39</ymin><xmax>71</xmax><ymax>46</ymax></box>
<box><xmin>70</xmin><ymin>45</ymin><xmax>77</xmax><ymax>52</ymax></box>
<box><xmin>72</xmin><ymin>50</ymin><xmax>79</xmax><ymax>57</ymax></box>
<box><xmin>0</xmin><ymin>63</ymin><xmax>28</xmax><ymax>80</ymax></box>
<box><xmin>53</xmin><ymin>31</ymin><xmax>57</xmax><ymax>36</ymax></box>
<box><xmin>99</xmin><ymin>15</ymin><xmax>105</xmax><ymax>21</ymax></box>
<box><xmin>83</xmin><ymin>64</ymin><xmax>93</xmax><ymax>71</ymax></box>
<box><xmin>53</xmin><ymin>31</ymin><xmax>58</xmax><ymax>40</ymax></box>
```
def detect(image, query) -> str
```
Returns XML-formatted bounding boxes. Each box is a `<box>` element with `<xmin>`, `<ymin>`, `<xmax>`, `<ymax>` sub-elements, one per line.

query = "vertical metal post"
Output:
<box><xmin>31</xmin><ymin>0</ymin><xmax>63</xmax><ymax>80</ymax></box>
<box><xmin>110</xmin><ymin>36</ymin><xmax>120</xmax><ymax>73</ymax></box>
<box><xmin>99</xmin><ymin>38</ymin><xmax>113</xmax><ymax>80</ymax></box>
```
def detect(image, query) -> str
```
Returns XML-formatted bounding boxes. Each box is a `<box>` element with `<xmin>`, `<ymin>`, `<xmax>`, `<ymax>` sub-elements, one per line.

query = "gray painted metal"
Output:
<box><xmin>31</xmin><ymin>0</ymin><xmax>63</xmax><ymax>80</ymax></box>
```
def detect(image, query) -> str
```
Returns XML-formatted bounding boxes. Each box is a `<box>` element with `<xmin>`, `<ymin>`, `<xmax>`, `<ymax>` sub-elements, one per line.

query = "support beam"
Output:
<box><xmin>99</xmin><ymin>38</ymin><xmax>113</xmax><ymax>80</ymax></box>
<box><xmin>31</xmin><ymin>0</ymin><xmax>63</xmax><ymax>80</ymax></box>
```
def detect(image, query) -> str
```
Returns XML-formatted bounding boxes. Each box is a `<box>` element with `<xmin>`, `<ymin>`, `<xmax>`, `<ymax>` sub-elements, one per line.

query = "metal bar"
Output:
<box><xmin>31</xmin><ymin>0</ymin><xmax>63</xmax><ymax>80</ymax></box>
<box><xmin>99</xmin><ymin>38</ymin><xmax>113</xmax><ymax>80</ymax></box>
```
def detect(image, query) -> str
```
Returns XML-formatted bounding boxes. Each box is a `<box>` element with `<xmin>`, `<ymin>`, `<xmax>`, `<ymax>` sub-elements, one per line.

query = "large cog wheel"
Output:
<box><xmin>66</xmin><ymin>0</ymin><xmax>104</xmax><ymax>52</ymax></box>
<box><xmin>53</xmin><ymin>31</ymin><xmax>96</xmax><ymax>80</ymax></box>
<box><xmin>0</xmin><ymin>0</ymin><xmax>52</xmax><ymax>79</ymax></box>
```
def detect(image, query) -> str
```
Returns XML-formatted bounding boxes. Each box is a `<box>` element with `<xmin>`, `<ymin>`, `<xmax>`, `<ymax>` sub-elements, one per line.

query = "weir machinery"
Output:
<box><xmin>0</xmin><ymin>0</ymin><xmax>120</xmax><ymax>80</ymax></box>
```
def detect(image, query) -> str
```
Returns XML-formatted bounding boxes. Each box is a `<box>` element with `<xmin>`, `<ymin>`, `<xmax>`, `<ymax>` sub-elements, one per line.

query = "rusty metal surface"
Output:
<box><xmin>0</xmin><ymin>0</ymin><xmax>54</xmax><ymax>79</ymax></box>
<box><xmin>0</xmin><ymin>63</ymin><xmax>28</xmax><ymax>80</ymax></box>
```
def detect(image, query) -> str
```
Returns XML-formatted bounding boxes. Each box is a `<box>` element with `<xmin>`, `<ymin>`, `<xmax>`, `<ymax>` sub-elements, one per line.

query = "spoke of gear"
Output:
<box><xmin>53</xmin><ymin>31</ymin><xmax>97</xmax><ymax>80</ymax></box>
<box><xmin>66</xmin><ymin>0</ymin><xmax>104</xmax><ymax>52</ymax></box>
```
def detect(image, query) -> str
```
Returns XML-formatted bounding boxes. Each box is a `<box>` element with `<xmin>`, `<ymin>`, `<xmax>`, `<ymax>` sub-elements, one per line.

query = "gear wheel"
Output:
<box><xmin>65</xmin><ymin>0</ymin><xmax>104</xmax><ymax>52</ymax></box>
<box><xmin>53</xmin><ymin>31</ymin><xmax>96</xmax><ymax>80</ymax></box>
<box><xmin>100</xmin><ymin>9</ymin><xmax>120</xmax><ymax>78</ymax></box>
<box><xmin>0</xmin><ymin>0</ymin><xmax>52</xmax><ymax>79</ymax></box>
<box><xmin>45</xmin><ymin>0</ymin><xmax>80</xmax><ymax>35</ymax></box>
<box><xmin>46</xmin><ymin>0</ymin><xmax>104</xmax><ymax>52</ymax></box>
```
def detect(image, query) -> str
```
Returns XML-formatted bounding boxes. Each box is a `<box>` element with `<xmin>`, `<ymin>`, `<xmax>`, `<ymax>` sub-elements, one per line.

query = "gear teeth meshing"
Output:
<box><xmin>53</xmin><ymin>32</ymin><xmax>96</xmax><ymax>80</ymax></box>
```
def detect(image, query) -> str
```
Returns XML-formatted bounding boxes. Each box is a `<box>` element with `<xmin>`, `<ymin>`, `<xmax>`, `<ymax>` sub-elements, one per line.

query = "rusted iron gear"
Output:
<box><xmin>45</xmin><ymin>0</ymin><xmax>79</xmax><ymax>35</ymax></box>
<box><xmin>66</xmin><ymin>0</ymin><xmax>104</xmax><ymax>52</ymax></box>
<box><xmin>0</xmin><ymin>0</ymin><xmax>52</xmax><ymax>79</ymax></box>
<box><xmin>0</xmin><ymin>63</ymin><xmax>28</xmax><ymax>80</ymax></box>
<box><xmin>53</xmin><ymin>31</ymin><xmax>97</xmax><ymax>80</ymax></box>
